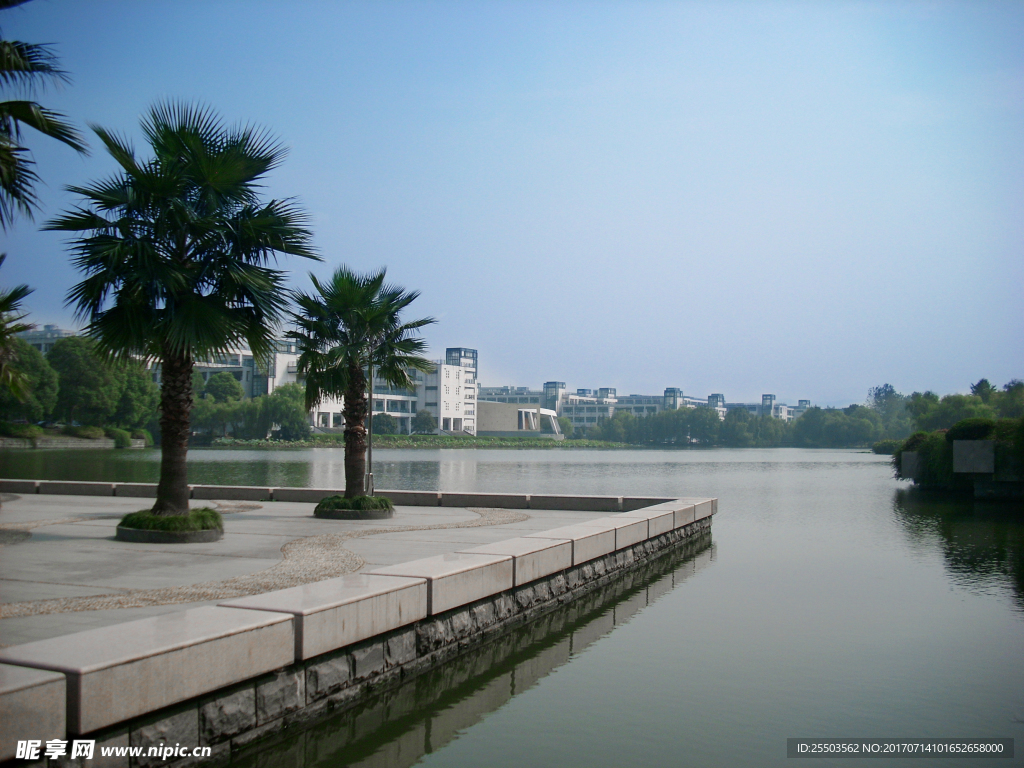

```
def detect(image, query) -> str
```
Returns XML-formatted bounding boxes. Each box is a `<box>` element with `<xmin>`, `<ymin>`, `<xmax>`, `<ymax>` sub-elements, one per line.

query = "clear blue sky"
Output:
<box><xmin>3</xmin><ymin>1</ymin><xmax>1022</xmax><ymax>405</ymax></box>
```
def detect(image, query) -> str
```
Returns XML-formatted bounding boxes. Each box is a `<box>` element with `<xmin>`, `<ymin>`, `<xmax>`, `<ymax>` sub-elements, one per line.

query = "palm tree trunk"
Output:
<box><xmin>343</xmin><ymin>363</ymin><xmax>368</xmax><ymax>498</ymax></box>
<box><xmin>152</xmin><ymin>347</ymin><xmax>193</xmax><ymax>515</ymax></box>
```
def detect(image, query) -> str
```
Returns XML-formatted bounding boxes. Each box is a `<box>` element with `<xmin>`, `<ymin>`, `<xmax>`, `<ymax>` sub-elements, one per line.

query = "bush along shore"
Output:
<box><xmin>892</xmin><ymin>416</ymin><xmax>1024</xmax><ymax>495</ymax></box>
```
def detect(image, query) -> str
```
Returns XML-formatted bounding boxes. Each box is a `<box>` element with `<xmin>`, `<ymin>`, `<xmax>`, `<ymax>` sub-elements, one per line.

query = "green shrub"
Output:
<box><xmin>131</xmin><ymin>428</ymin><xmax>154</xmax><ymax>446</ymax></box>
<box><xmin>872</xmin><ymin>439</ymin><xmax>901</xmax><ymax>455</ymax></box>
<box><xmin>0</xmin><ymin>421</ymin><xmax>43</xmax><ymax>438</ymax></box>
<box><xmin>104</xmin><ymin>427</ymin><xmax>133</xmax><ymax>448</ymax></box>
<box><xmin>64</xmin><ymin>425</ymin><xmax>105</xmax><ymax>439</ymax></box>
<box><xmin>119</xmin><ymin>508</ymin><xmax>223</xmax><ymax>532</ymax></box>
<box><xmin>314</xmin><ymin>495</ymin><xmax>394</xmax><ymax>514</ymax></box>
<box><xmin>944</xmin><ymin>418</ymin><xmax>995</xmax><ymax>443</ymax></box>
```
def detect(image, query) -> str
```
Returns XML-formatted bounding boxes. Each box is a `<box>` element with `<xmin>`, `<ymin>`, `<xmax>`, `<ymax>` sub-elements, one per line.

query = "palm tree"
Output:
<box><xmin>290</xmin><ymin>267</ymin><xmax>435</xmax><ymax>497</ymax></box>
<box><xmin>1</xmin><ymin>0</ymin><xmax>88</xmax><ymax>229</ymax></box>
<box><xmin>47</xmin><ymin>102</ymin><xmax>316</xmax><ymax>516</ymax></box>
<box><xmin>0</xmin><ymin>253</ymin><xmax>34</xmax><ymax>399</ymax></box>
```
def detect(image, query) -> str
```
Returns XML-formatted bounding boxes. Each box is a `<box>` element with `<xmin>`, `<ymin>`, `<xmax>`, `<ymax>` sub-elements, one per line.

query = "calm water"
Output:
<box><xmin>2</xmin><ymin>447</ymin><xmax>1022</xmax><ymax>766</ymax></box>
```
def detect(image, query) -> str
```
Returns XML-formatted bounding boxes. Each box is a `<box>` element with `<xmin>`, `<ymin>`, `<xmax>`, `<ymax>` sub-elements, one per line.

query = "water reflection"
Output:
<box><xmin>891</xmin><ymin>488</ymin><xmax>1024</xmax><ymax>611</ymax></box>
<box><xmin>233</xmin><ymin>539</ymin><xmax>714</xmax><ymax>768</ymax></box>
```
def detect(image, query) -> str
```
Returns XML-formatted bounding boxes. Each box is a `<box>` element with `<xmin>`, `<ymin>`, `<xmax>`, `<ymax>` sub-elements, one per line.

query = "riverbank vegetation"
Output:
<box><xmin>892</xmin><ymin>414</ymin><xmax>1024</xmax><ymax>492</ymax></box>
<box><xmin>208</xmin><ymin>434</ymin><xmax>629</xmax><ymax>449</ymax></box>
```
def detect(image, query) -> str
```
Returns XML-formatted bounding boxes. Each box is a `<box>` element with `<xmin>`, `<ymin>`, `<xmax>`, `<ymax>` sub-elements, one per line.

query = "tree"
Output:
<box><xmin>205</xmin><ymin>371</ymin><xmax>244</xmax><ymax>403</ymax></box>
<box><xmin>689</xmin><ymin>406</ymin><xmax>721</xmax><ymax>446</ymax></box>
<box><xmin>374</xmin><ymin>413</ymin><xmax>398</xmax><ymax>435</ymax></box>
<box><xmin>0</xmin><ymin>3</ymin><xmax>88</xmax><ymax>229</ymax></box>
<box><xmin>720</xmin><ymin>408</ymin><xmax>753</xmax><ymax>447</ymax></box>
<box><xmin>266</xmin><ymin>383</ymin><xmax>310</xmax><ymax>440</ymax></box>
<box><xmin>556</xmin><ymin>415</ymin><xmax>573</xmax><ymax>438</ymax></box>
<box><xmin>47</xmin><ymin>336</ymin><xmax>122</xmax><ymax>426</ymax></box>
<box><xmin>0</xmin><ymin>253</ymin><xmax>34</xmax><ymax>398</ymax></box>
<box><xmin>0</xmin><ymin>337</ymin><xmax>56</xmax><ymax>421</ymax></box>
<box><xmin>290</xmin><ymin>266</ymin><xmax>435</xmax><ymax>498</ymax></box>
<box><xmin>995</xmin><ymin>380</ymin><xmax>1024</xmax><ymax>419</ymax></box>
<box><xmin>412</xmin><ymin>408</ymin><xmax>437</xmax><ymax>434</ymax></box>
<box><xmin>112</xmin><ymin>363</ymin><xmax>159</xmax><ymax>429</ymax></box>
<box><xmin>970</xmin><ymin>379</ymin><xmax>996</xmax><ymax>404</ymax></box>
<box><xmin>50</xmin><ymin>102</ymin><xmax>316</xmax><ymax>515</ymax></box>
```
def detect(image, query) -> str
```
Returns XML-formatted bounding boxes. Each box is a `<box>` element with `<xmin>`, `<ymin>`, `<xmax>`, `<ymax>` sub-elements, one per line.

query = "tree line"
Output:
<box><xmin>572</xmin><ymin>380</ymin><xmax>1024</xmax><ymax>448</ymax></box>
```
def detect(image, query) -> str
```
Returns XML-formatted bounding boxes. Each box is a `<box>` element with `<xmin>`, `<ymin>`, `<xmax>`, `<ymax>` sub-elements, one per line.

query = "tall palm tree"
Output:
<box><xmin>1</xmin><ymin>0</ymin><xmax>88</xmax><ymax>229</ymax></box>
<box><xmin>48</xmin><ymin>102</ymin><xmax>317</xmax><ymax>516</ymax></box>
<box><xmin>0</xmin><ymin>253</ymin><xmax>34</xmax><ymax>399</ymax></box>
<box><xmin>290</xmin><ymin>266</ymin><xmax>435</xmax><ymax>498</ymax></box>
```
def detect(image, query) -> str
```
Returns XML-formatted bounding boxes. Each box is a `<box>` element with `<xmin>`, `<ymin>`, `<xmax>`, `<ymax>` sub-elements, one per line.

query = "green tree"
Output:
<box><xmin>47</xmin><ymin>336</ymin><xmax>122</xmax><ymax>426</ymax></box>
<box><xmin>867</xmin><ymin>383</ymin><xmax>913</xmax><ymax>439</ymax></box>
<box><xmin>0</xmin><ymin>253</ymin><xmax>34</xmax><ymax>398</ymax></box>
<box><xmin>50</xmin><ymin>102</ymin><xmax>316</xmax><ymax>515</ymax></box>
<box><xmin>970</xmin><ymin>379</ymin><xmax>996</xmax><ymax>404</ymax></box>
<box><xmin>689</xmin><ymin>406</ymin><xmax>720</xmax><ymax>446</ymax></box>
<box><xmin>205</xmin><ymin>371</ymin><xmax>244</xmax><ymax>403</ymax></box>
<box><xmin>0</xmin><ymin>3</ymin><xmax>88</xmax><ymax>229</ymax></box>
<box><xmin>412</xmin><ymin>408</ymin><xmax>437</xmax><ymax>434</ymax></box>
<box><xmin>112</xmin><ymin>363</ymin><xmax>159</xmax><ymax>429</ymax></box>
<box><xmin>290</xmin><ymin>266</ymin><xmax>435</xmax><ymax>497</ymax></box>
<box><xmin>374</xmin><ymin>413</ymin><xmax>398</xmax><ymax>435</ymax></box>
<box><xmin>266</xmin><ymin>383</ymin><xmax>310</xmax><ymax>440</ymax></box>
<box><xmin>994</xmin><ymin>380</ymin><xmax>1024</xmax><ymax>419</ymax></box>
<box><xmin>720</xmin><ymin>408</ymin><xmax>753</xmax><ymax>447</ymax></box>
<box><xmin>0</xmin><ymin>337</ymin><xmax>56</xmax><ymax>421</ymax></box>
<box><xmin>909</xmin><ymin>392</ymin><xmax>996</xmax><ymax>432</ymax></box>
<box><xmin>556</xmin><ymin>415</ymin><xmax>573</xmax><ymax>437</ymax></box>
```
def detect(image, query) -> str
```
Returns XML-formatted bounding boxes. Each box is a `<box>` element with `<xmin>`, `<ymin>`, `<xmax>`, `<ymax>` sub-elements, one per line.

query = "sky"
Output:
<box><xmin>2</xmin><ymin>0</ymin><xmax>1022</xmax><ymax>406</ymax></box>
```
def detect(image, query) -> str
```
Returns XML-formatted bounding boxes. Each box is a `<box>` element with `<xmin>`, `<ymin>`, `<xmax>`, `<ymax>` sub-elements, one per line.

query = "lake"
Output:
<box><xmin>1</xmin><ymin>446</ymin><xmax>1022</xmax><ymax>766</ymax></box>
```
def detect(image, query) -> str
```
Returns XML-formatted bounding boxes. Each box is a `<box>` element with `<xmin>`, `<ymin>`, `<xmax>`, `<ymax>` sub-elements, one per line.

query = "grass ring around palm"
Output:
<box><xmin>119</xmin><ymin>508</ymin><xmax>224</xmax><ymax>532</ymax></box>
<box><xmin>314</xmin><ymin>495</ymin><xmax>395</xmax><ymax>520</ymax></box>
<box><xmin>116</xmin><ymin>508</ymin><xmax>224</xmax><ymax>543</ymax></box>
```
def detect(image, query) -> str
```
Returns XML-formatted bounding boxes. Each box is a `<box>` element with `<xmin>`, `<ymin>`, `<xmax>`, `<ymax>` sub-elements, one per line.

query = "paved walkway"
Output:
<box><xmin>0</xmin><ymin>493</ymin><xmax>611</xmax><ymax>646</ymax></box>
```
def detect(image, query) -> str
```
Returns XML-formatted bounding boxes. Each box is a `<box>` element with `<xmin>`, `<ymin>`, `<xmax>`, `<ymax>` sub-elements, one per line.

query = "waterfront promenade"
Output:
<box><xmin>0</xmin><ymin>491</ymin><xmax>614</xmax><ymax>646</ymax></box>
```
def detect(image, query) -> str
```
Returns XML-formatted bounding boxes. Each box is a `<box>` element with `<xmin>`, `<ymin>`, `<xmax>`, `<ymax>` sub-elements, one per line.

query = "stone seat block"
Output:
<box><xmin>271</xmin><ymin>487</ymin><xmax>340</xmax><ymax>503</ymax></box>
<box><xmin>190</xmin><ymin>484</ymin><xmax>272</xmax><ymax>501</ymax></box>
<box><xmin>220</xmin><ymin>574</ymin><xmax>427</xmax><ymax>660</ymax></box>
<box><xmin>369</xmin><ymin>553</ymin><xmax>513</xmax><ymax>615</ymax></box>
<box><xmin>0</xmin><ymin>479</ymin><xmax>38</xmax><ymax>494</ymax></box>
<box><xmin>113</xmin><ymin>482</ymin><xmax>157</xmax><ymax>498</ymax></box>
<box><xmin>525</xmin><ymin>523</ymin><xmax>617</xmax><ymax>565</ymax></box>
<box><xmin>572</xmin><ymin>516</ymin><xmax>649</xmax><ymax>550</ymax></box>
<box><xmin>527</xmin><ymin>494</ymin><xmax>621</xmax><ymax>512</ymax></box>
<box><xmin>440</xmin><ymin>492</ymin><xmax>530</xmax><ymax>509</ymax></box>
<box><xmin>618</xmin><ymin>505</ymin><xmax>676</xmax><ymax>537</ymax></box>
<box><xmin>693</xmin><ymin>499</ymin><xmax>714</xmax><ymax>521</ymax></box>
<box><xmin>0</xmin><ymin>606</ymin><xmax>294</xmax><ymax>735</ymax></box>
<box><xmin>0</xmin><ymin>663</ymin><xmax>66</xmax><ymax>762</ymax></box>
<box><xmin>37</xmin><ymin>480</ymin><xmax>114</xmax><ymax>496</ymax></box>
<box><xmin>458</xmin><ymin>537</ymin><xmax>572</xmax><ymax>586</ymax></box>
<box><xmin>621</xmin><ymin>496</ymin><xmax>673</xmax><ymax>511</ymax></box>
<box><xmin>378</xmin><ymin>490</ymin><xmax>442</xmax><ymax>506</ymax></box>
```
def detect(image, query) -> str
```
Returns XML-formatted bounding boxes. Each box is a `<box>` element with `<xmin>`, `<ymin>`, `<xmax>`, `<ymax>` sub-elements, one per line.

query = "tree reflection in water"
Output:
<box><xmin>892</xmin><ymin>488</ymin><xmax>1024</xmax><ymax>611</ymax></box>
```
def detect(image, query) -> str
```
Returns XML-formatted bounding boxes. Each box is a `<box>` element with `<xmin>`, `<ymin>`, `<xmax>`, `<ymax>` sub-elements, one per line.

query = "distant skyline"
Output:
<box><xmin>3</xmin><ymin>1</ymin><xmax>1021</xmax><ymax>406</ymax></box>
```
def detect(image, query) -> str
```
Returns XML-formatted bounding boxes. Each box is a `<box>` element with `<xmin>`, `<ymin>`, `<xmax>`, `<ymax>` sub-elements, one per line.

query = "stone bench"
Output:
<box><xmin>220</xmin><ymin>574</ymin><xmax>427</xmax><ymax>660</ymax></box>
<box><xmin>369</xmin><ymin>553</ymin><xmax>513</xmax><ymax>615</ymax></box>
<box><xmin>0</xmin><ymin>607</ymin><xmax>294</xmax><ymax>735</ymax></box>
<box><xmin>457</xmin><ymin>537</ymin><xmax>573</xmax><ymax>586</ymax></box>
<box><xmin>0</xmin><ymin>664</ymin><xmax>66</xmax><ymax>761</ymax></box>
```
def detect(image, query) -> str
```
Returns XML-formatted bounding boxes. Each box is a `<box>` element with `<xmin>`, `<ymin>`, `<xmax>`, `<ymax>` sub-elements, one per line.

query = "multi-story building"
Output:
<box><xmin>296</xmin><ymin>347</ymin><xmax>478</xmax><ymax>435</ymax></box>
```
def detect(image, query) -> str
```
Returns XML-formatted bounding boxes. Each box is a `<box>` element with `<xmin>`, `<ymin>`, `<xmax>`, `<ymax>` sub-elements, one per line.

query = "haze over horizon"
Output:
<box><xmin>3</xmin><ymin>1</ymin><xmax>1021</xmax><ymax>407</ymax></box>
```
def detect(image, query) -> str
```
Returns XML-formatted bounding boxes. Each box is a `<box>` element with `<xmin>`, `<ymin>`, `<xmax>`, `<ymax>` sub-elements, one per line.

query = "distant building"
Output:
<box><xmin>477</xmin><ymin>401</ymin><xmax>563</xmax><ymax>439</ymax></box>
<box><xmin>15</xmin><ymin>324</ymin><xmax>77</xmax><ymax>355</ymax></box>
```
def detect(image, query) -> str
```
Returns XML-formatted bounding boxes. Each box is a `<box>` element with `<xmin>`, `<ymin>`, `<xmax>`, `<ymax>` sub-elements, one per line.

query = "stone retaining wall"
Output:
<box><xmin>0</xmin><ymin>494</ymin><xmax>716</xmax><ymax>767</ymax></box>
<box><xmin>0</xmin><ymin>479</ymin><xmax>678</xmax><ymax>512</ymax></box>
